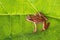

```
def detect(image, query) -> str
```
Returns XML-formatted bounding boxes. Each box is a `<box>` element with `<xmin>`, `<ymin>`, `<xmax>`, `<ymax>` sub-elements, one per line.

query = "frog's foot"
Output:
<box><xmin>41</xmin><ymin>27</ymin><xmax>46</xmax><ymax>32</ymax></box>
<box><xmin>33</xmin><ymin>31</ymin><xmax>37</xmax><ymax>33</ymax></box>
<box><xmin>33</xmin><ymin>29</ymin><xmax>37</xmax><ymax>33</ymax></box>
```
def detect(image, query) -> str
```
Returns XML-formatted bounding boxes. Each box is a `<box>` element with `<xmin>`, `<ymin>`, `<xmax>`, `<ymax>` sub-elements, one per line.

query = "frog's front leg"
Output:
<box><xmin>33</xmin><ymin>22</ymin><xmax>37</xmax><ymax>33</ymax></box>
<box><xmin>41</xmin><ymin>21</ymin><xmax>50</xmax><ymax>31</ymax></box>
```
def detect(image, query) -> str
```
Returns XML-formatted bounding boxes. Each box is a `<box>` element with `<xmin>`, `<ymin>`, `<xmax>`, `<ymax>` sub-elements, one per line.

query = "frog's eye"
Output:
<box><xmin>29</xmin><ymin>18</ymin><xmax>32</xmax><ymax>20</ymax></box>
<box><xmin>27</xmin><ymin>16</ymin><xmax>31</xmax><ymax>20</ymax></box>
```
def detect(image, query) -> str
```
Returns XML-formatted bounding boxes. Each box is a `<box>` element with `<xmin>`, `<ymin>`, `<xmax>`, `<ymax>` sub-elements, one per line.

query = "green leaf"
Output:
<box><xmin>0</xmin><ymin>0</ymin><xmax>60</xmax><ymax>19</ymax></box>
<box><xmin>0</xmin><ymin>15</ymin><xmax>60</xmax><ymax>40</ymax></box>
<box><xmin>0</xmin><ymin>0</ymin><xmax>60</xmax><ymax>40</ymax></box>
<box><xmin>0</xmin><ymin>16</ymin><xmax>11</xmax><ymax>40</ymax></box>
<box><xmin>0</xmin><ymin>0</ymin><xmax>23</xmax><ymax>14</ymax></box>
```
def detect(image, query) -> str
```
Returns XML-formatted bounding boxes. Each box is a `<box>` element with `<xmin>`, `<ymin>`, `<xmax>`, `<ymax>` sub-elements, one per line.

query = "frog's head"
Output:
<box><xmin>26</xmin><ymin>15</ymin><xmax>33</xmax><ymax>22</ymax></box>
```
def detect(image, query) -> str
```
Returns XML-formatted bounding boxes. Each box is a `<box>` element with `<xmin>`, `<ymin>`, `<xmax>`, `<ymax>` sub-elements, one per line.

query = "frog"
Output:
<box><xmin>26</xmin><ymin>12</ymin><xmax>50</xmax><ymax>33</ymax></box>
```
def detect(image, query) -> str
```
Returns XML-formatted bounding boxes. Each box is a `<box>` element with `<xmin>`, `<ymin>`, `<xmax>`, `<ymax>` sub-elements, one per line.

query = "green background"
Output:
<box><xmin>0</xmin><ymin>0</ymin><xmax>60</xmax><ymax>40</ymax></box>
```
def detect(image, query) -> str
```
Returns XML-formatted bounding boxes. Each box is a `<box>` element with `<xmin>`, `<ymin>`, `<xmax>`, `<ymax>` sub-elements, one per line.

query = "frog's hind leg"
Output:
<box><xmin>45</xmin><ymin>22</ymin><xmax>50</xmax><ymax>30</ymax></box>
<box><xmin>41</xmin><ymin>21</ymin><xmax>50</xmax><ymax>32</ymax></box>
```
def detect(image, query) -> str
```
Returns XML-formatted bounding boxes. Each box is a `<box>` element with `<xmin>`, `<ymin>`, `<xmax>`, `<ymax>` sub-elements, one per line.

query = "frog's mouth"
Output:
<box><xmin>26</xmin><ymin>18</ymin><xmax>33</xmax><ymax>22</ymax></box>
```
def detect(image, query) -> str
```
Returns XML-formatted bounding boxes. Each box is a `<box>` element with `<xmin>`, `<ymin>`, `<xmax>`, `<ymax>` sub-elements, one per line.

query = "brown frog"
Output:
<box><xmin>26</xmin><ymin>12</ymin><xmax>50</xmax><ymax>33</ymax></box>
